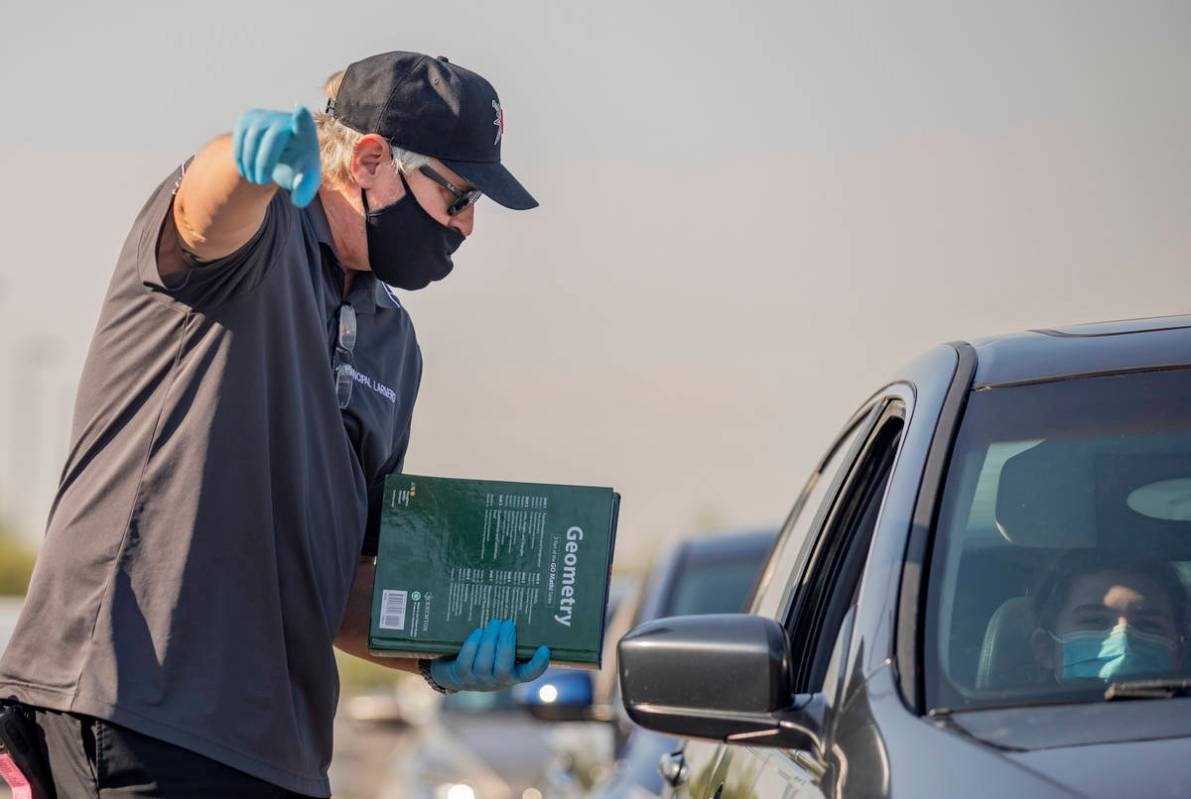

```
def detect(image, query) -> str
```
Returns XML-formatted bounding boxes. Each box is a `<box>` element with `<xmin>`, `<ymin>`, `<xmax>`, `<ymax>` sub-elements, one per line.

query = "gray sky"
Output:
<box><xmin>1</xmin><ymin>0</ymin><xmax>1189</xmax><ymax>567</ymax></box>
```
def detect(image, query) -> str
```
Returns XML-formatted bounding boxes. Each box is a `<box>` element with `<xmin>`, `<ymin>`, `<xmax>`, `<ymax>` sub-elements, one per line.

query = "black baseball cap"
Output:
<box><xmin>328</xmin><ymin>51</ymin><xmax>538</xmax><ymax>210</ymax></box>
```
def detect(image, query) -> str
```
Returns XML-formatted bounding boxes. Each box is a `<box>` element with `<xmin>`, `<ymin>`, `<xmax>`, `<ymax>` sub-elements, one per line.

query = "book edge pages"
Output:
<box><xmin>366</xmin><ymin>647</ymin><xmax>603</xmax><ymax>671</ymax></box>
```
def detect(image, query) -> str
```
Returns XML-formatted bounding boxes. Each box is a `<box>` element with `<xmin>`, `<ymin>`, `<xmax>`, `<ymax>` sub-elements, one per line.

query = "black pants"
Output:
<box><xmin>15</xmin><ymin>705</ymin><xmax>313</xmax><ymax>798</ymax></box>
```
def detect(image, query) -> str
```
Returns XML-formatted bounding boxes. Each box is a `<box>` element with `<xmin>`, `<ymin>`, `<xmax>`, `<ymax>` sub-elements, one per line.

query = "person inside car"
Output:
<box><xmin>1030</xmin><ymin>552</ymin><xmax>1189</xmax><ymax>684</ymax></box>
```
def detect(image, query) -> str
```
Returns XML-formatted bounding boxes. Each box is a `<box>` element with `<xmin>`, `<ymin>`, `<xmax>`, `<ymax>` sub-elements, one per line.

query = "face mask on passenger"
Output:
<box><xmin>1051</xmin><ymin>624</ymin><xmax>1176</xmax><ymax>682</ymax></box>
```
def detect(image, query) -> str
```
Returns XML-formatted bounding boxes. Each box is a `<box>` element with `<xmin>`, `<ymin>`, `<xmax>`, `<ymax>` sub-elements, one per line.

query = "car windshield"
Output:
<box><xmin>926</xmin><ymin>367</ymin><xmax>1191</xmax><ymax>711</ymax></box>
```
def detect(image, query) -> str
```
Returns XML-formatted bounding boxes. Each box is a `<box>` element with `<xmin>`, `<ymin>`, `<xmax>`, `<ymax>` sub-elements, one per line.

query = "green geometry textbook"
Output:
<box><xmin>369</xmin><ymin>474</ymin><xmax>621</xmax><ymax>668</ymax></box>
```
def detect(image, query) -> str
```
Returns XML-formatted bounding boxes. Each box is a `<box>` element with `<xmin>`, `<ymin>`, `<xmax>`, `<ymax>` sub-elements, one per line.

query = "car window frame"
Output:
<box><xmin>894</xmin><ymin>344</ymin><xmax>977</xmax><ymax>712</ymax></box>
<box><xmin>748</xmin><ymin>401</ymin><xmax>882</xmax><ymax>622</ymax></box>
<box><xmin>784</xmin><ymin>400</ymin><xmax>907</xmax><ymax>693</ymax></box>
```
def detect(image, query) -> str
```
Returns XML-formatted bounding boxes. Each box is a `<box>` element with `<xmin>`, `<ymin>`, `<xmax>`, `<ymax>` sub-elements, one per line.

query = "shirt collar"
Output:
<box><xmin>306</xmin><ymin>193</ymin><xmax>338</xmax><ymax>253</ymax></box>
<box><xmin>306</xmin><ymin>195</ymin><xmax>401</xmax><ymax>315</ymax></box>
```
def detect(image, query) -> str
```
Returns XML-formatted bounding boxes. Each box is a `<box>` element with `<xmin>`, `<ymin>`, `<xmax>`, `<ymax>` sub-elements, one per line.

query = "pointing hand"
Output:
<box><xmin>231</xmin><ymin>106</ymin><xmax>321</xmax><ymax>207</ymax></box>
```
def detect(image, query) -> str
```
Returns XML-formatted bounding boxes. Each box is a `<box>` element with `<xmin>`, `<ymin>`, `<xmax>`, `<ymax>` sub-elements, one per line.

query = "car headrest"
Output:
<box><xmin>994</xmin><ymin>444</ymin><xmax>1096</xmax><ymax>547</ymax></box>
<box><xmin>976</xmin><ymin>596</ymin><xmax>1049</xmax><ymax>691</ymax></box>
<box><xmin>995</xmin><ymin>437</ymin><xmax>1191</xmax><ymax>548</ymax></box>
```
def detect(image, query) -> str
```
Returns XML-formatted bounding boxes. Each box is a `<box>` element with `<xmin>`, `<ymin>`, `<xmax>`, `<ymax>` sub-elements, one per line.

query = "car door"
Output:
<box><xmin>664</xmin><ymin>398</ymin><xmax>885</xmax><ymax>799</ymax></box>
<box><xmin>697</xmin><ymin>394</ymin><xmax>908</xmax><ymax>799</ymax></box>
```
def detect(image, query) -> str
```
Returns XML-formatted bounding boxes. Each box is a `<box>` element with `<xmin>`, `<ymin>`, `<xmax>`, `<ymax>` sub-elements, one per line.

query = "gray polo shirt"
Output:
<box><xmin>0</xmin><ymin>162</ymin><xmax>421</xmax><ymax>796</ymax></box>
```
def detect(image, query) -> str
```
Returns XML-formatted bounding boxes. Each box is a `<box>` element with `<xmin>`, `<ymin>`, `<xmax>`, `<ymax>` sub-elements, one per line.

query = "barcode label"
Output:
<box><xmin>379</xmin><ymin>590</ymin><xmax>408</xmax><ymax>631</ymax></box>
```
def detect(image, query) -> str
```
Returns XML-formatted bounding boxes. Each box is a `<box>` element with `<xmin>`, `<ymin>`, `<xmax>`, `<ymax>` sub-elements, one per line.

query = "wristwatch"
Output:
<box><xmin>417</xmin><ymin>658</ymin><xmax>457</xmax><ymax>695</ymax></box>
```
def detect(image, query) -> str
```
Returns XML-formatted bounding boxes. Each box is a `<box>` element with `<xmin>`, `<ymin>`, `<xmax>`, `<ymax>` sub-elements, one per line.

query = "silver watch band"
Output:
<box><xmin>417</xmin><ymin>658</ymin><xmax>457</xmax><ymax>695</ymax></box>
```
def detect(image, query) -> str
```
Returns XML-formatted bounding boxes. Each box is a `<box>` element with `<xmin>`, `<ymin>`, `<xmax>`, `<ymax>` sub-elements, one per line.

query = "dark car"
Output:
<box><xmin>590</xmin><ymin>530</ymin><xmax>778</xmax><ymax>797</ymax></box>
<box><xmin>619</xmin><ymin>316</ymin><xmax>1191</xmax><ymax>798</ymax></box>
<box><xmin>521</xmin><ymin>530</ymin><xmax>777</xmax><ymax>796</ymax></box>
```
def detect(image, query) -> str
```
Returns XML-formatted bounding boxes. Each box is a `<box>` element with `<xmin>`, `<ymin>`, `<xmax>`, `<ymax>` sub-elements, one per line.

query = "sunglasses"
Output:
<box><xmin>418</xmin><ymin>165</ymin><xmax>483</xmax><ymax>216</ymax></box>
<box><xmin>333</xmin><ymin>304</ymin><xmax>357</xmax><ymax>409</ymax></box>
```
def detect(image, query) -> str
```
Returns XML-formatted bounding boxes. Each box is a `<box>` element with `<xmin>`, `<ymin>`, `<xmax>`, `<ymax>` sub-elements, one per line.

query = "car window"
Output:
<box><xmin>751</xmin><ymin>405</ymin><xmax>877</xmax><ymax>620</ymax></box>
<box><xmin>925</xmin><ymin>368</ymin><xmax>1191</xmax><ymax>711</ymax></box>
<box><xmin>664</xmin><ymin>551</ymin><xmax>772</xmax><ymax>617</ymax></box>
<box><xmin>787</xmin><ymin>404</ymin><xmax>904</xmax><ymax>691</ymax></box>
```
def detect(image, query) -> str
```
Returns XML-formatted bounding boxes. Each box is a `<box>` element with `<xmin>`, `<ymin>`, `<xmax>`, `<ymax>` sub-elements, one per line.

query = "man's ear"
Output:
<box><xmin>351</xmin><ymin>135</ymin><xmax>389</xmax><ymax>188</ymax></box>
<box><xmin>1030</xmin><ymin>628</ymin><xmax>1055</xmax><ymax>671</ymax></box>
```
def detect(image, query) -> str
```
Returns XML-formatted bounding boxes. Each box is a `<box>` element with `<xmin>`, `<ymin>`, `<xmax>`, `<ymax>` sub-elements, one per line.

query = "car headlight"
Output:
<box><xmin>437</xmin><ymin>784</ymin><xmax>476</xmax><ymax>799</ymax></box>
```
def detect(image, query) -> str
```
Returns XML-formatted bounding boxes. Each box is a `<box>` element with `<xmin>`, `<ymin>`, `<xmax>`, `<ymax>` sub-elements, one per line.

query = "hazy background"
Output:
<box><xmin>1</xmin><ymin>0</ymin><xmax>1189</xmax><ymax>569</ymax></box>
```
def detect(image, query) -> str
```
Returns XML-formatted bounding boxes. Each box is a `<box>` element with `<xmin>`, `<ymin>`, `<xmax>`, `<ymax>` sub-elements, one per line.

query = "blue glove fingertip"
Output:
<box><xmin>492</xmin><ymin>621</ymin><xmax>517</xmax><ymax>681</ymax></box>
<box><xmin>291</xmin><ymin>173</ymin><xmax>312</xmax><ymax>208</ymax></box>
<box><xmin>455</xmin><ymin>627</ymin><xmax>484</xmax><ymax>674</ymax></box>
<box><xmin>253</xmin><ymin>126</ymin><xmax>284</xmax><ymax>187</ymax></box>
<box><xmin>242</xmin><ymin>114</ymin><xmax>266</xmax><ymax>183</ymax></box>
<box><xmin>232</xmin><ymin>110</ymin><xmax>259</xmax><ymax>181</ymax></box>
<box><xmin>513</xmin><ymin>645</ymin><xmax>550</xmax><ymax>682</ymax></box>
<box><xmin>475</xmin><ymin>620</ymin><xmax>501</xmax><ymax>662</ymax></box>
<box><xmin>292</xmin><ymin>105</ymin><xmax>314</xmax><ymax>133</ymax></box>
<box><xmin>290</xmin><ymin>173</ymin><xmax>306</xmax><ymax>207</ymax></box>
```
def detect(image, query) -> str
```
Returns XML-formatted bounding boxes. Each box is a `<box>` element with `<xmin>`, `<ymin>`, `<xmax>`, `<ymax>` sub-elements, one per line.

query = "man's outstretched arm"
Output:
<box><xmin>161</xmin><ymin>107</ymin><xmax>321</xmax><ymax>279</ymax></box>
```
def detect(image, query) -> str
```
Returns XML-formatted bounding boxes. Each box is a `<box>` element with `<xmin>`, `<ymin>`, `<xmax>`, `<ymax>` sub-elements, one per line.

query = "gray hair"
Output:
<box><xmin>313</xmin><ymin>70</ymin><xmax>431</xmax><ymax>188</ymax></box>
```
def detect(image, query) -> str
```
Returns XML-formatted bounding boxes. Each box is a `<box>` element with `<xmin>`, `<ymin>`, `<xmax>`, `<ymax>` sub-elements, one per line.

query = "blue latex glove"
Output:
<box><xmin>231</xmin><ymin>106</ymin><xmax>321</xmax><ymax>207</ymax></box>
<box><xmin>430</xmin><ymin>619</ymin><xmax>550</xmax><ymax>692</ymax></box>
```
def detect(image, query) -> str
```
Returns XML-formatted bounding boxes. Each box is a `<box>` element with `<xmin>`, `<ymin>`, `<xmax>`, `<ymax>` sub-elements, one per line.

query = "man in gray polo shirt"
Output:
<box><xmin>0</xmin><ymin>51</ymin><xmax>549</xmax><ymax>797</ymax></box>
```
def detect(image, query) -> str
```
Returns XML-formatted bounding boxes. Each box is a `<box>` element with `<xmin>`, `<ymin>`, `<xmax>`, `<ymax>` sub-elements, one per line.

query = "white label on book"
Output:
<box><xmin>380</xmin><ymin>590</ymin><xmax>408</xmax><ymax>631</ymax></box>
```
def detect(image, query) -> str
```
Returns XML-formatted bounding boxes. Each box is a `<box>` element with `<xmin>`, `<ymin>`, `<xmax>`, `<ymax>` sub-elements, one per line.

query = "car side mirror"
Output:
<box><xmin>513</xmin><ymin>669</ymin><xmax>596</xmax><ymax>722</ymax></box>
<box><xmin>618</xmin><ymin>614</ymin><xmax>823</xmax><ymax>751</ymax></box>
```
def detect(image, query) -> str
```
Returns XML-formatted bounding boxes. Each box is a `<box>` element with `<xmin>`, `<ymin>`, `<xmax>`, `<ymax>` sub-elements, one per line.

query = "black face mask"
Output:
<box><xmin>362</xmin><ymin>171</ymin><xmax>466</xmax><ymax>290</ymax></box>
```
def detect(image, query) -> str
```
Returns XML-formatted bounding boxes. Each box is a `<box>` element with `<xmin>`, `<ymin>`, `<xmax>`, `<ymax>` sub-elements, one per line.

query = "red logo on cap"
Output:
<box><xmin>492</xmin><ymin>100</ymin><xmax>504</xmax><ymax>146</ymax></box>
